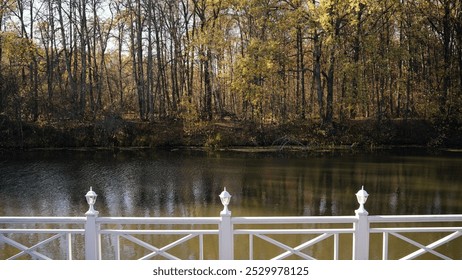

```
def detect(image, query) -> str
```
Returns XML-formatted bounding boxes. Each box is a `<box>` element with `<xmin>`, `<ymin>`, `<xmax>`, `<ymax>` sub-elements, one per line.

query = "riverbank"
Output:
<box><xmin>1</xmin><ymin>115</ymin><xmax>461</xmax><ymax>151</ymax></box>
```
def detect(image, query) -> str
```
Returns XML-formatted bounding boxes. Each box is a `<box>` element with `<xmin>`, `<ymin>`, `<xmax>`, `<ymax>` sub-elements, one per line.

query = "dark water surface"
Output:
<box><xmin>1</xmin><ymin>148</ymin><xmax>461</xmax><ymax>217</ymax></box>
<box><xmin>1</xmin><ymin>148</ymin><xmax>462</xmax><ymax>259</ymax></box>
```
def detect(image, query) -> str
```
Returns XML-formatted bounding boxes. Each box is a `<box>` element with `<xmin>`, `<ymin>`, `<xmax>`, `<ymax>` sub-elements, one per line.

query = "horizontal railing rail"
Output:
<box><xmin>232</xmin><ymin>216</ymin><xmax>358</xmax><ymax>224</ymax></box>
<box><xmin>97</xmin><ymin>217</ymin><xmax>221</xmax><ymax>225</ymax></box>
<box><xmin>0</xmin><ymin>217</ymin><xmax>86</xmax><ymax>224</ymax></box>
<box><xmin>368</xmin><ymin>214</ymin><xmax>462</xmax><ymax>223</ymax></box>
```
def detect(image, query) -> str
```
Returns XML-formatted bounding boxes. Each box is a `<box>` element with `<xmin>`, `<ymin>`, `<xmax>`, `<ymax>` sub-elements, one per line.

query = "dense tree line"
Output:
<box><xmin>0</xmin><ymin>0</ymin><xmax>461</xmax><ymax>126</ymax></box>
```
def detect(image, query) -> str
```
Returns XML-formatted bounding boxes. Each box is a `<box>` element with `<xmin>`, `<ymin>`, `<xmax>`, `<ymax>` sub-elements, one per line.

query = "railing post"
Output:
<box><xmin>218</xmin><ymin>188</ymin><xmax>234</xmax><ymax>260</ymax></box>
<box><xmin>84</xmin><ymin>187</ymin><xmax>100</xmax><ymax>260</ymax></box>
<box><xmin>353</xmin><ymin>186</ymin><xmax>370</xmax><ymax>260</ymax></box>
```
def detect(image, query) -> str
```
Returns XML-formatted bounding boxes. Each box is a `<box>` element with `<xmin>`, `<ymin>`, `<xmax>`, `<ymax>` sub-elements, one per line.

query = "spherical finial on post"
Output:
<box><xmin>85</xmin><ymin>187</ymin><xmax>98</xmax><ymax>215</ymax></box>
<box><xmin>219</xmin><ymin>187</ymin><xmax>232</xmax><ymax>215</ymax></box>
<box><xmin>355</xmin><ymin>186</ymin><xmax>369</xmax><ymax>214</ymax></box>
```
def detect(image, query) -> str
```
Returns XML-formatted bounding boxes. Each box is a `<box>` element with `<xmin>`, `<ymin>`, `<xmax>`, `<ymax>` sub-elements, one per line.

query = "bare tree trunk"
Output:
<box><xmin>91</xmin><ymin>0</ymin><xmax>103</xmax><ymax>117</ymax></box>
<box><xmin>113</xmin><ymin>1</ymin><xmax>125</xmax><ymax>110</ymax></box>
<box><xmin>28</xmin><ymin>0</ymin><xmax>38</xmax><ymax>121</ymax></box>
<box><xmin>128</xmin><ymin>0</ymin><xmax>146</xmax><ymax>120</ymax></box>
<box><xmin>325</xmin><ymin>47</ymin><xmax>335</xmax><ymax>124</ymax></box>
<box><xmin>136</xmin><ymin>0</ymin><xmax>146</xmax><ymax>120</ymax></box>
<box><xmin>195</xmin><ymin>0</ymin><xmax>213</xmax><ymax>121</ymax></box>
<box><xmin>203</xmin><ymin>48</ymin><xmax>213</xmax><ymax>121</ymax></box>
<box><xmin>296</xmin><ymin>26</ymin><xmax>306</xmax><ymax>119</ymax></box>
<box><xmin>44</xmin><ymin>0</ymin><xmax>55</xmax><ymax>106</ymax></box>
<box><xmin>457</xmin><ymin>3</ymin><xmax>462</xmax><ymax>97</ymax></box>
<box><xmin>147</xmin><ymin>0</ymin><xmax>155</xmax><ymax>119</ymax></box>
<box><xmin>0</xmin><ymin>6</ymin><xmax>4</xmax><ymax>114</ymax></box>
<box><xmin>440</xmin><ymin>0</ymin><xmax>452</xmax><ymax>119</ymax></box>
<box><xmin>351</xmin><ymin>5</ymin><xmax>364</xmax><ymax>119</ymax></box>
<box><xmin>183</xmin><ymin>0</ymin><xmax>194</xmax><ymax>101</ymax></box>
<box><xmin>79</xmin><ymin>0</ymin><xmax>88</xmax><ymax>118</ymax></box>
<box><xmin>152</xmin><ymin>2</ymin><xmax>167</xmax><ymax>118</ymax></box>
<box><xmin>58</xmin><ymin>1</ymin><xmax>77</xmax><ymax>117</ymax></box>
<box><xmin>313</xmin><ymin>29</ymin><xmax>324</xmax><ymax>121</ymax></box>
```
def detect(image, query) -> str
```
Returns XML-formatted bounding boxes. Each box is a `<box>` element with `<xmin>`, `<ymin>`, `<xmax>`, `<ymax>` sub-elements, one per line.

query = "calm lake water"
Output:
<box><xmin>1</xmin><ymin>148</ymin><xmax>462</xmax><ymax>259</ymax></box>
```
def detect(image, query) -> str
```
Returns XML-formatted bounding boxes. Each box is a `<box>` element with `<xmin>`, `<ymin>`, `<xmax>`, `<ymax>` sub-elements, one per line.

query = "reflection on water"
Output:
<box><xmin>1</xmin><ymin>149</ymin><xmax>462</xmax><ymax>217</ymax></box>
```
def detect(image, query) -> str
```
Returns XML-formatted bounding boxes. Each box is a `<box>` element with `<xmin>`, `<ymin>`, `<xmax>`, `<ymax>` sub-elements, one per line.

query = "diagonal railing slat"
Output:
<box><xmin>234</xmin><ymin>218</ymin><xmax>355</xmax><ymax>260</ymax></box>
<box><xmin>106</xmin><ymin>228</ymin><xmax>218</xmax><ymax>260</ymax></box>
<box><xmin>272</xmin><ymin>233</ymin><xmax>333</xmax><ymax>260</ymax></box>
<box><xmin>254</xmin><ymin>234</ymin><xmax>316</xmax><ymax>260</ymax></box>
<box><xmin>0</xmin><ymin>220</ymin><xmax>85</xmax><ymax>260</ymax></box>
<box><xmin>397</xmin><ymin>231</ymin><xmax>462</xmax><ymax>260</ymax></box>
<box><xmin>8</xmin><ymin>233</ymin><xmax>63</xmax><ymax>260</ymax></box>
<box><xmin>391</xmin><ymin>232</ymin><xmax>451</xmax><ymax>260</ymax></box>
<box><xmin>120</xmin><ymin>234</ymin><xmax>180</xmax><ymax>260</ymax></box>
<box><xmin>138</xmin><ymin>234</ymin><xmax>198</xmax><ymax>260</ymax></box>
<box><xmin>0</xmin><ymin>234</ymin><xmax>52</xmax><ymax>260</ymax></box>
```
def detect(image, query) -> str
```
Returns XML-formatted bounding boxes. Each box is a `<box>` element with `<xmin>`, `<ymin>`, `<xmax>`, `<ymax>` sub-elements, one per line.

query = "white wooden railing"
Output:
<box><xmin>1</xmin><ymin>188</ymin><xmax>461</xmax><ymax>260</ymax></box>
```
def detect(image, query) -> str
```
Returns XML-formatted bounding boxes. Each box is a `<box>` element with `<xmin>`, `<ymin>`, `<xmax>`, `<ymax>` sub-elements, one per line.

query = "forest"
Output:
<box><xmin>0</xmin><ymin>0</ymin><xmax>461</xmax><ymax>149</ymax></box>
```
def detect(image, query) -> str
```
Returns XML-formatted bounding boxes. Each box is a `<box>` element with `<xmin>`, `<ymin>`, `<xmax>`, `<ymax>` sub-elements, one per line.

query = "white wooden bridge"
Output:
<box><xmin>1</xmin><ymin>187</ymin><xmax>461</xmax><ymax>260</ymax></box>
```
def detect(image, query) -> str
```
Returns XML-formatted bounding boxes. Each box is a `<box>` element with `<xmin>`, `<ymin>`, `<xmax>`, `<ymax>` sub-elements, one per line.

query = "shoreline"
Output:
<box><xmin>2</xmin><ymin>144</ymin><xmax>460</xmax><ymax>157</ymax></box>
<box><xmin>1</xmin><ymin>117</ymin><xmax>461</xmax><ymax>152</ymax></box>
